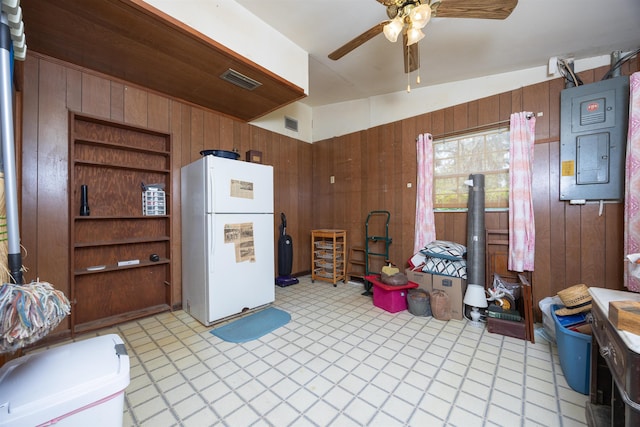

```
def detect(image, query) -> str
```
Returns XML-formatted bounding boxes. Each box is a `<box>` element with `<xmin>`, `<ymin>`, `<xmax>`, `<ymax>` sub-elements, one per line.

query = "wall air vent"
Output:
<box><xmin>220</xmin><ymin>69</ymin><xmax>262</xmax><ymax>91</ymax></box>
<box><xmin>284</xmin><ymin>116</ymin><xmax>298</xmax><ymax>132</ymax></box>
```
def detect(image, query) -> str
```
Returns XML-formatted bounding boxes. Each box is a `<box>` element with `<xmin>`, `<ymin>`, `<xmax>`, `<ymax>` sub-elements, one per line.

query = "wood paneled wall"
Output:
<box><xmin>18</xmin><ymin>51</ymin><xmax>639</xmax><ymax>339</ymax></box>
<box><xmin>20</xmin><ymin>53</ymin><xmax>312</xmax><ymax>337</ymax></box>
<box><xmin>312</xmin><ymin>59</ymin><xmax>639</xmax><ymax>319</ymax></box>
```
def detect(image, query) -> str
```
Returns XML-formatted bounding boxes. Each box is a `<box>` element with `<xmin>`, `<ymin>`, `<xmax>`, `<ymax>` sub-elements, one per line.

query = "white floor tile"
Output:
<box><xmin>45</xmin><ymin>275</ymin><xmax>589</xmax><ymax>426</ymax></box>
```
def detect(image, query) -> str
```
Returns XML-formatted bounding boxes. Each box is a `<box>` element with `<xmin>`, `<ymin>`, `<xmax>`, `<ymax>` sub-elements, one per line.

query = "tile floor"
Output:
<box><xmin>64</xmin><ymin>276</ymin><xmax>588</xmax><ymax>426</ymax></box>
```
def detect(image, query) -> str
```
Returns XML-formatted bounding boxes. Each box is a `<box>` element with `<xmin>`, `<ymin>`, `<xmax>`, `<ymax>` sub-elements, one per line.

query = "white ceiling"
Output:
<box><xmin>235</xmin><ymin>0</ymin><xmax>640</xmax><ymax>108</ymax></box>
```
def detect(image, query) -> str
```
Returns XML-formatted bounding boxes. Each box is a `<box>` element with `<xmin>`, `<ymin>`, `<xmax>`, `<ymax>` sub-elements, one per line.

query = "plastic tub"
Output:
<box><xmin>366</xmin><ymin>275</ymin><xmax>418</xmax><ymax>313</ymax></box>
<box><xmin>551</xmin><ymin>304</ymin><xmax>591</xmax><ymax>395</ymax></box>
<box><xmin>0</xmin><ymin>334</ymin><xmax>130</xmax><ymax>426</ymax></box>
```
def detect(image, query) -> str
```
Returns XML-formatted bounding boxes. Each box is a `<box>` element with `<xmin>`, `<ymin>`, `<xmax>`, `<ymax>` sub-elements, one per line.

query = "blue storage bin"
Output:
<box><xmin>551</xmin><ymin>304</ymin><xmax>591</xmax><ymax>395</ymax></box>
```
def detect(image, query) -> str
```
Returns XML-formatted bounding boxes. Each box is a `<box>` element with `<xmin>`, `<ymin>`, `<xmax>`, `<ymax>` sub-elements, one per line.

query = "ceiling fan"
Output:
<box><xmin>328</xmin><ymin>0</ymin><xmax>518</xmax><ymax>74</ymax></box>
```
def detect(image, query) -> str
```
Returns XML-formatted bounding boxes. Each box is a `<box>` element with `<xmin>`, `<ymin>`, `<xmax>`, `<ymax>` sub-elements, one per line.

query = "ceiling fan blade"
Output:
<box><xmin>328</xmin><ymin>21</ymin><xmax>388</xmax><ymax>60</ymax></box>
<box><xmin>403</xmin><ymin>34</ymin><xmax>420</xmax><ymax>74</ymax></box>
<box><xmin>434</xmin><ymin>0</ymin><xmax>518</xmax><ymax>20</ymax></box>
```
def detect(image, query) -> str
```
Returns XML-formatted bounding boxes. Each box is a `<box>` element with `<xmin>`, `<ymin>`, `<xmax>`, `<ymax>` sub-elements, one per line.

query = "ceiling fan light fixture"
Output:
<box><xmin>383</xmin><ymin>16</ymin><xmax>403</xmax><ymax>42</ymax></box>
<box><xmin>409</xmin><ymin>3</ymin><xmax>431</xmax><ymax>29</ymax></box>
<box><xmin>406</xmin><ymin>27</ymin><xmax>425</xmax><ymax>46</ymax></box>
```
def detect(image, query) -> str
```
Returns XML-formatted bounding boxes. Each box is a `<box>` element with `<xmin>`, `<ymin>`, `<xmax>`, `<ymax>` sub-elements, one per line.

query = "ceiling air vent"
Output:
<box><xmin>220</xmin><ymin>69</ymin><xmax>262</xmax><ymax>91</ymax></box>
<box><xmin>284</xmin><ymin>116</ymin><xmax>298</xmax><ymax>132</ymax></box>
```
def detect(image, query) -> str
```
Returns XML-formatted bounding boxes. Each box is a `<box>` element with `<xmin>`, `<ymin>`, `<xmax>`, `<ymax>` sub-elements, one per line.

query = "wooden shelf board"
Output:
<box><xmin>73</xmin><ymin>304</ymin><xmax>171</xmax><ymax>334</ymax></box>
<box><xmin>74</xmin><ymin>215</ymin><xmax>170</xmax><ymax>220</ymax></box>
<box><xmin>74</xmin><ymin>159</ymin><xmax>170</xmax><ymax>174</ymax></box>
<box><xmin>74</xmin><ymin>236</ymin><xmax>170</xmax><ymax>248</ymax></box>
<box><xmin>75</xmin><ymin>138</ymin><xmax>170</xmax><ymax>155</ymax></box>
<box><xmin>75</xmin><ymin>258</ymin><xmax>170</xmax><ymax>275</ymax></box>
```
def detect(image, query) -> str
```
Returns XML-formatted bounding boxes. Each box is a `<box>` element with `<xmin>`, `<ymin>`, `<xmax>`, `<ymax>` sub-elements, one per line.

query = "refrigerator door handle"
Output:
<box><xmin>206</xmin><ymin>160</ymin><xmax>214</xmax><ymax>214</ymax></box>
<box><xmin>207</xmin><ymin>214</ymin><xmax>215</xmax><ymax>268</ymax></box>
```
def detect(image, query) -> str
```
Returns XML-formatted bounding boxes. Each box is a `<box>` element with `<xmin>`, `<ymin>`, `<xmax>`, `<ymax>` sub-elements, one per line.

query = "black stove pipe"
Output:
<box><xmin>466</xmin><ymin>174</ymin><xmax>486</xmax><ymax>287</ymax></box>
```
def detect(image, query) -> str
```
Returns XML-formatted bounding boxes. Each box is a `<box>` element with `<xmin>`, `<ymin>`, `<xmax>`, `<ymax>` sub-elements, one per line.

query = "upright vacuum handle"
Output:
<box><xmin>280</xmin><ymin>213</ymin><xmax>287</xmax><ymax>236</ymax></box>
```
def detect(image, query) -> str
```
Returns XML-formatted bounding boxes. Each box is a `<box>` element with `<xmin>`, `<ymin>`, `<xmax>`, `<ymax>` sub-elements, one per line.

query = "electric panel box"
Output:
<box><xmin>559</xmin><ymin>76</ymin><xmax>629</xmax><ymax>201</ymax></box>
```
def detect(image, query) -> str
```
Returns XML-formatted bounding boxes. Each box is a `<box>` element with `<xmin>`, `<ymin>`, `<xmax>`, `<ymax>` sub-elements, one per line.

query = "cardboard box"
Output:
<box><xmin>432</xmin><ymin>274</ymin><xmax>467</xmax><ymax>320</ymax></box>
<box><xmin>609</xmin><ymin>300</ymin><xmax>640</xmax><ymax>336</ymax></box>
<box><xmin>405</xmin><ymin>268</ymin><xmax>433</xmax><ymax>293</ymax></box>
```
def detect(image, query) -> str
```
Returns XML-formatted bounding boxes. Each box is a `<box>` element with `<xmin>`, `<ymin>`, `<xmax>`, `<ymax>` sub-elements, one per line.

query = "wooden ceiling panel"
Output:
<box><xmin>20</xmin><ymin>0</ymin><xmax>306</xmax><ymax>122</ymax></box>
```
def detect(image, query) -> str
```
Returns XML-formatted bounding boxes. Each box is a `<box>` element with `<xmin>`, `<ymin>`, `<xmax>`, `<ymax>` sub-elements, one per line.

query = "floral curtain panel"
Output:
<box><xmin>414</xmin><ymin>133</ymin><xmax>436</xmax><ymax>253</ymax></box>
<box><xmin>508</xmin><ymin>112</ymin><xmax>536</xmax><ymax>272</ymax></box>
<box><xmin>624</xmin><ymin>72</ymin><xmax>640</xmax><ymax>292</ymax></box>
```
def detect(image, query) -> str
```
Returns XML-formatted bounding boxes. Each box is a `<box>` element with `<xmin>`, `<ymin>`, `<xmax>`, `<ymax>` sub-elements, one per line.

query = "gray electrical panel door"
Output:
<box><xmin>576</xmin><ymin>132</ymin><xmax>609</xmax><ymax>185</ymax></box>
<box><xmin>559</xmin><ymin>76</ymin><xmax>629</xmax><ymax>201</ymax></box>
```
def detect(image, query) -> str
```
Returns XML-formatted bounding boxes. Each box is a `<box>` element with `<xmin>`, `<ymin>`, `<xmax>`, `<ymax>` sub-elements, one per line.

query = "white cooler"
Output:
<box><xmin>0</xmin><ymin>334</ymin><xmax>130</xmax><ymax>427</ymax></box>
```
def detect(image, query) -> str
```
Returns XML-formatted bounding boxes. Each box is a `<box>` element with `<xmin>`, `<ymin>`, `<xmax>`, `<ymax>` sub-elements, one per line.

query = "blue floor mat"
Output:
<box><xmin>210</xmin><ymin>307</ymin><xmax>291</xmax><ymax>343</ymax></box>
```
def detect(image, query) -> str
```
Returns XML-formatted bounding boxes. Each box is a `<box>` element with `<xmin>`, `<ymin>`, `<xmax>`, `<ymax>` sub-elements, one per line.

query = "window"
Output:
<box><xmin>433</xmin><ymin>128</ymin><xmax>510</xmax><ymax>210</ymax></box>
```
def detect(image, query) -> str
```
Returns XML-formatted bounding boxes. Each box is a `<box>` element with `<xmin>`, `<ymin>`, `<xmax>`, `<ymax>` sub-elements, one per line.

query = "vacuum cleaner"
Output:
<box><xmin>275</xmin><ymin>212</ymin><xmax>299</xmax><ymax>287</ymax></box>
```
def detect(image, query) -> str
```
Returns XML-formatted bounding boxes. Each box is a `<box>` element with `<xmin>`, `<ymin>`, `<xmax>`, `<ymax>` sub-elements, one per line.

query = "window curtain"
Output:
<box><xmin>624</xmin><ymin>71</ymin><xmax>640</xmax><ymax>292</ymax></box>
<box><xmin>508</xmin><ymin>112</ymin><xmax>536</xmax><ymax>272</ymax></box>
<box><xmin>414</xmin><ymin>133</ymin><xmax>436</xmax><ymax>253</ymax></box>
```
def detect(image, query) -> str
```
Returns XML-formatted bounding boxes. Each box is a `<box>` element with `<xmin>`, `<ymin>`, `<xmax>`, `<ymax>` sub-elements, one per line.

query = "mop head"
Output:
<box><xmin>0</xmin><ymin>279</ymin><xmax>71</xmax><ymax>353</ymax></box>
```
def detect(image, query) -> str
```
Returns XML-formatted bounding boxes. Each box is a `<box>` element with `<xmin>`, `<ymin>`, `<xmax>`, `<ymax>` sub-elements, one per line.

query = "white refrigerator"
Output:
<box><xmin>181</xmin><ymin>155</ymin><xmax>274</xmax><ymax>326</ymax></box>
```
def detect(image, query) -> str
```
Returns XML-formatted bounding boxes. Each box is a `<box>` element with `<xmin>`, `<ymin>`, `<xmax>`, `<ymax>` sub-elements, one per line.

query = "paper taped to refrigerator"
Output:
<box><xmin>224</xmin><ymin>222</ymin><xmax>256</xmax><ymax>263</ymax></box>
<box><xmin>230</xmin><ymin>179</ymin><xmax>254</xmax><ymax>199</ymax></box>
